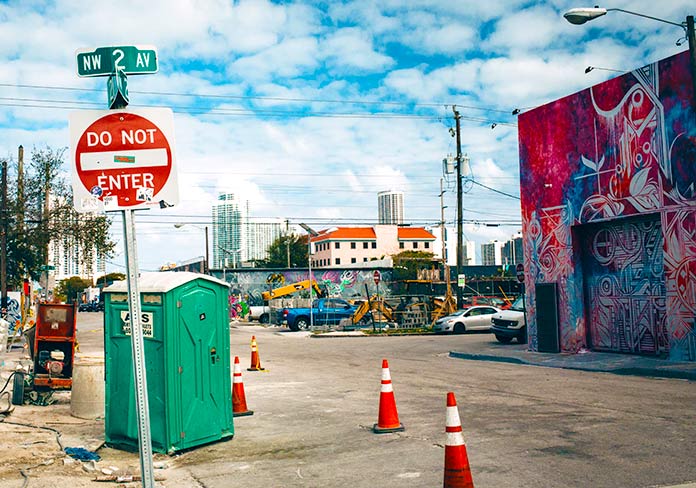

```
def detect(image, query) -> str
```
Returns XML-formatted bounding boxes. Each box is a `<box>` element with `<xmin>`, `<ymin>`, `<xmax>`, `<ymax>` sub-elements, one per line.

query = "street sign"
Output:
<box><xmin>516</xmin><ymin>263</ymin><xmax>525</xmax><ymax>283</ymax></box>
<box><xmin>76</xmin><ymin>45</ymin><xmax>158</xmax><ymax>77</ymax></box>
<box><xmin>69</xmin><ymin>107</ymin><xmax>179</xmax><ymax>212</ymax></box>
<box><xmin>373</xmin><ymin>270</ymin><xmax>381</xmax><ymax>286</ymax></box>
<box><xmin>40</xmin><ymin>265</ymin><xmax>55</xmax><ymax>271</ymax></box>
<box><xmin>107</xmin><ymin>68</ymin><xmax>129</xmax><ymax>109</ymax></box>
<box><xmin>457</xmin><ymin>274</ymin><xmax>466</xmax><ymax>288</ymax></box>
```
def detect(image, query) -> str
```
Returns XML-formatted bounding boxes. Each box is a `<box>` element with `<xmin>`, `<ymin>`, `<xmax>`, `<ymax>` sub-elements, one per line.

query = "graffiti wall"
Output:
<box><xmin>211</xmin><ymin>268</ymin><xmax>393</xmax><ymax>307</ymax></box>
<box><xmin>518</xmin><ymin>50</ymin><xmax>696</xmax><ymax>360</ymax></box>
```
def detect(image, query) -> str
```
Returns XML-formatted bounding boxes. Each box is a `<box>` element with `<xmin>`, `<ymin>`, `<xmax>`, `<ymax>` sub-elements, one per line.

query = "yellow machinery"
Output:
<box><xmin>351</xmin><ymin>296</ymin><xmax>394</xmax><ymax>325</ymax></box>
<box><xmin>431</xmin><ymin>290</ymin><xmax>457</xmax><ymax>324</ymax></box>
<box><xmin>261</xmin><ymin>279</ymin><xmax>324</xmax><ymax>301</ymax></box>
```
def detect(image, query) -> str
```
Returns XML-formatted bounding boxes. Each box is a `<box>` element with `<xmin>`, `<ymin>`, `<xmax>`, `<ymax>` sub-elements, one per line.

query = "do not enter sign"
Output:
<box><xmin>516</xmin><ymin>263</ymin><xmax>525</xmax><ymax>283</ymax></box>
<box><xmin>70</xmin><ymin>107</ymin><xmax>178</xmax><ymax>212</ymax></box>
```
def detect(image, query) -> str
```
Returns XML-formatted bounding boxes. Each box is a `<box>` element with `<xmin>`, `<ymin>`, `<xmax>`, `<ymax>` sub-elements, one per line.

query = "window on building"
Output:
<box><xmin>351</xmin><ymin>257</ymin><xmax>356</xmax><ymax>263</ymax></box>
<box><xmin>425</xmin><ymin>242</ymin><xmax>430</xmax><ymax>249</ymax></box>
<box><xmin>335</xmin><ymin>242</ymin><xmax>340</xmax><ymax>249</ymax></box>
<box><xmin>363</xmin><ymin>242</ymin><xmax>368</xmax><ymax>249</ymax></box>
<box><xmin>351</xmin><ymin>242</ymin><xmax>356</xmax><ymax>249</ymax></box>
<box><xmin>413</xmin><ymin>242</ymin><xmax>418</xmax><ymax>249</ymax></box>
<box><xmin>363</xmin><ymin>257</ymin><xmax>368</xmax><ymax>262</ymax></box>
<box><xmin>399</xmin><ymin>242</ymin><xmax>404</xmax><ymax>249</ymax></box>
<box><xmin>335</xmin><ymin>258</ymin><xmax>341</xmax><ymax>265</ymax></box>
<box><xmin>371</xmin><ymin>242</ymin><xmax>376</xmax><ymax>249</ymax></box>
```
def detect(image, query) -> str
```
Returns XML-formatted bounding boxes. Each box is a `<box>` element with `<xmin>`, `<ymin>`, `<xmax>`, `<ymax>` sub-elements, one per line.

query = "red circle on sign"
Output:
<box><xmin>373</xmin><ymin>270</ymin><xmax>381</xmax><ymax>285</ymax></box>
<box><xmin>75</xmin><ymin>112</ymin><xmax>172</xmax><ymax>208</ymax></box>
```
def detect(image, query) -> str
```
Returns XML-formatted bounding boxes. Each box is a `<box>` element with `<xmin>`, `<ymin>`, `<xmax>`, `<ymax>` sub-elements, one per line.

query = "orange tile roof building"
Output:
<box><xmin>310</xmin><ymin>225</ymin><xmax>436</xmax><ymax>268</ymax></box>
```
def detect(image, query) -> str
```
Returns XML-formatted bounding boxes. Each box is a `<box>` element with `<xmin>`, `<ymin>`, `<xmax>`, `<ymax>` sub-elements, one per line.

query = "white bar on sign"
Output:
<box><xmin>80</xmin><ymin>148</ymin><xmax>168</xmax><ymax>171</ymax></box>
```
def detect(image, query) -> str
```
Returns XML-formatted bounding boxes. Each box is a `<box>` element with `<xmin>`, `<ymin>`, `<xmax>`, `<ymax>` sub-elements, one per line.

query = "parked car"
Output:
<box><xmin>462</xmin><ymin>295</ymin><xmax>512</xmax><ymax>309</ymax></box>
<box><xmin>248</xmin><ymin>305</ymin><xmax>271</xmax><ymax>323</ymax></box>
<box><xmin>432</xmin><ymin>305</ymin><xmax>500</xmax><ymax>334</ymax></box>
<box><xmin>491</xmin><ymin>295</ymin><xmax>526</xmax><ymax>343</ymax></box>
<box><xmin>280</xmin><ymin>298</ymin><xmax>357</xmax><ymax>331</ymax></box>
<box><xmin>78</xmin><ymin>302</ymin><xmax>95</xmax><ymax>312</ymax></box>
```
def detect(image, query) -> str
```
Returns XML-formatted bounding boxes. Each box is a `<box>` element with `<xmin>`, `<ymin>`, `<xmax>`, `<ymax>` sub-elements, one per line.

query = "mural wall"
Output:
<box><xmin>210</xmin><ymin>268</ymin><xmax>393</xmax><ymax>307</ymax></box>
<box><xmin>518</xmin><ymin>50</ymin><xmax>696</xmax><ymax>360</ymax></box>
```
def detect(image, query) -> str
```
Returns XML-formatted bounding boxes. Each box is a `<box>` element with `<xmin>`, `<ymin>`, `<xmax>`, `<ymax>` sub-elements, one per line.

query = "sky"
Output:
<box><xmin>0</xmin><ymin>0</ymin><xmax>694</xmax><ymax>273</ymax></box>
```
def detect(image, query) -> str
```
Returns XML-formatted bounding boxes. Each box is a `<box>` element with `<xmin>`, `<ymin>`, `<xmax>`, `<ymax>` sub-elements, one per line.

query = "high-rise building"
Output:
<box><xmin>212</xmin><ymin>193</ymin><xmax>248</xmax><ymax>268</ymax></box>
<box><xmin>48</xmin><ymin>196</ymin><xmax>105</xmax><ymax>286</ymax></box>
<box><xmin>378</xmin><ymin>190</ymin><xmax>404</xmax><ymax>225</ymax></box>
<box><xmin>502</xmin><ymin>233</ymin><xmax>523</xmax><ymax>265</ymax></box>
<box><xmin>246</xmin><ymin>219</ymin><xmax>285</xmax><ymax>263</ymax></box>
<box><xmin>481</xmin><ymin>240</ymin><xmax>505</xmax><ymax>265</ymax></box>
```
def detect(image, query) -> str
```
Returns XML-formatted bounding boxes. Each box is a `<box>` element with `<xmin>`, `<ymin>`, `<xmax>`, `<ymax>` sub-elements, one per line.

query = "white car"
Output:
<box><xmin>432</xmin><ymin>306</ymin><xmax>500</xmax><ymax>334</ymax></box>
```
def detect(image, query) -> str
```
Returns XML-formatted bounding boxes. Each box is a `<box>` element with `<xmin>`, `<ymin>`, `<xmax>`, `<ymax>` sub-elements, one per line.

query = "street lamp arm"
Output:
<box><xmin>564</xmin><ymin>7</ymin><xmax>686</xmax><ymax>31</ymax></box>
<box><xmin>608</xmin><ymin>8</ymin><xmax>686</xmax><ymax>30</ymax></box>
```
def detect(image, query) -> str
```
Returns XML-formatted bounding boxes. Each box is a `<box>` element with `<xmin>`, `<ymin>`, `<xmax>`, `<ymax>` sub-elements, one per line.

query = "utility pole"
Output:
<box><xmin>43</xmin><ymin>158</ymin><xmax>51</xmax><ymax>298</ymax></box>
<box><xmin>286</xmin><ymin>219</ymin><xmax>291</xmax><ymax>268</ymax></box>
<box><xmin>204</xmin><ymin>225</ymin><xmax>209</xmax><ymax>274</ymax></box>
<box><xmin>440</xmin><ymin>178</ymin><xmax>451</xmax><ymax>297</ymax></box>
<box><xmin>17</xmin><ymin>146</ymin><xmax>24</xmax><ymax>235</ymax></box>
<box><xmin>453</xmin><ymin>107</ymin><xmax>463</xmax><ymax>309</ymax></box>
<box><xmin>1</xmin><ymin>157</ymin><xmax>7</xmax><ymax>314</ymax></box>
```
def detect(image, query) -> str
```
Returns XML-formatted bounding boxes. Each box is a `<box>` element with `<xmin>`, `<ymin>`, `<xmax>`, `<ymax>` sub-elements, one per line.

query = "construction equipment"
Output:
<box><xmin>261</xmin><ymin>279</ymin><xmax>324</xmax><ymax>301</ymax></box>
<box><xmin>13</xmin><ymin>302</ymin><xmax>78</xmax><ymax>406</ymax></box>
<box><xmin>431</xmin><ymin>290</ymin><xmax>457</xmax><ymax>324</ymax></box>
<box><xmin>351</xmin><ymin>296</ymin><xmax>394</xmax><ymax>325</ymax></box>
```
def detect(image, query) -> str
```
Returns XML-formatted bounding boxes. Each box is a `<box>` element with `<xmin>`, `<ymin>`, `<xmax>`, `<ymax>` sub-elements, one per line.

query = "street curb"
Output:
<box><xmin>449</xmin><ymin>351</ymin><xmax>696</xmax><ymax>381</ymax></box>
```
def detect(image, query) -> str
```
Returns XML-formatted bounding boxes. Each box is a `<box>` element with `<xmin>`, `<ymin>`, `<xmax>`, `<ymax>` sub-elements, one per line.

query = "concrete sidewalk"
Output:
<box><xmin>450</xmin><ymin>343</ymin><xmax>696</xmax><ymax>381</ymax></box>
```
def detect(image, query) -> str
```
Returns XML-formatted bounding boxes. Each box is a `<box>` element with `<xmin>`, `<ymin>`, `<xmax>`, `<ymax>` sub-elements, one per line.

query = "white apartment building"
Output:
<box><xmin>427</xmin><ymin>226</ymin><xmax>477</xmax><ymax>266</ymax></box>
<box><xmin>311</xmin><ymin>225</ymin><xmax>435</xmax><ymax>268</ymax></box>
<box><xmin>47</xmin><ymin>196</ymin><xmax>106</xmax><ymax>286</ymax></box>
<box><xmin>246</xmin><ymin>219</ymin><xmax>284</xmax><ymax>263</ymax></box>
<box><xmin>377</xmin><ymin>190</ymin><xmax>404</xmax><ymax>225</ymax></box>
<box><xmin>212</xmin><ymin>193</ymin><xmax>248</xmax><ymax>268</ymax></box>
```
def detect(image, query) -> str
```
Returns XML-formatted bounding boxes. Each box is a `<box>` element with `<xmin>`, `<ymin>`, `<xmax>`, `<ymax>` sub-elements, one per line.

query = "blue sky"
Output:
<box><xmin>0</xmin><ymin>0</ymin><xmax>693</xmax><ymax>272</ymax></box>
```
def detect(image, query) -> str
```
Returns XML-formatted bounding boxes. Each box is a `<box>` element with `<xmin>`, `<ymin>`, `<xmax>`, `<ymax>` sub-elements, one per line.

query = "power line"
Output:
<box><xmin>467</xmin><ymin>179</ymin><xmax>521</xmax><ymax>200</ymax></box>
<box><xmin>0</xmin><ymin>82</ymin><xmax>514</xmax><ymax>114</ymax></box>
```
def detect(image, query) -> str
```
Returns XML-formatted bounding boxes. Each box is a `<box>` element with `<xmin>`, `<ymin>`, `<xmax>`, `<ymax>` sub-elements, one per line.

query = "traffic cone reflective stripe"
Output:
<box><xmin>373</xmin><ymin>359</ymin><xmax>404</xmax><ymax>434</ymax></box>
<box><xmin>443</xmin><ymin>392</ymin><xmax>474</xmax><ymax>488</ymax></box>
<box><xmin>248</xmin><ymin>335</ymin><xmax>265</xmax><ymax>371</ymax></box>
<box><xmin>232</xmin><ymin>356</ymin><xmax>253</xmax><ymax>417</ymax></box>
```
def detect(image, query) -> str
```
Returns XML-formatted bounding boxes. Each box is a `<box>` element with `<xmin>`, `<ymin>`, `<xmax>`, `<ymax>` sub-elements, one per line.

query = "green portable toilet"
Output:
<box><xmin>103</xmin><ymin>271</ymin><xmax>233</xmax><ymax>454</ymax></box>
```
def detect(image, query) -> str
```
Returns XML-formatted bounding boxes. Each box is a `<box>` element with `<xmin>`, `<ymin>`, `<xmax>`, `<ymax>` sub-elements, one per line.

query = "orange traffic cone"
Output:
<box><xmin>373</xmin><ymin>359</ymin><xmax>404</xmax><ymax>433</ymax></box>
<box><xmin>232</xmin><ymin>356</ymin><xmax>253</xmax><ymax>417</ymax></box>
<box><xmin>247</xmin><ymin>335</ymin><xmax>265</xmax><ymax>371</ymax></box>
<box><xmin>443</xmin><ymin>392</ymin><xmax>474</xmax><ymax>488</ymax></box>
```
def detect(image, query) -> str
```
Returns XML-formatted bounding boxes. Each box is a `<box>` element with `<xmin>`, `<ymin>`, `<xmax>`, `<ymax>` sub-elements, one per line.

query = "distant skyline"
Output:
<box><xmin>0</xmin><ymin>1</ymin><xmax>692</xmax><ymax>272</ymax></box>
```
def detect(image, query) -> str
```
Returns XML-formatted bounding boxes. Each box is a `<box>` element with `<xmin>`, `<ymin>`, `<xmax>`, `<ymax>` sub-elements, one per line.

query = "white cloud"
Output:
<box><xmin>229</xmin><ymin>37</ymin><xmax>319</xmax><ymax>81</ymax></box>
<box><xmin>486</xmin><ymin>5</ymin><xmax>565</xmax><ymax>52</ymax></box>
<box><xmin>321</xmin><ymin>28</ymin><xmax>394</xmax><ymax>73</ymax></box>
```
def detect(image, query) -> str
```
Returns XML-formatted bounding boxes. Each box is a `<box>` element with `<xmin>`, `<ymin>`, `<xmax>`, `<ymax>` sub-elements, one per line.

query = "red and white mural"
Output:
<box><xmin>518</xmin><ymin>50</ymin><xmax>696</xmax><ymax>360</ymax></box>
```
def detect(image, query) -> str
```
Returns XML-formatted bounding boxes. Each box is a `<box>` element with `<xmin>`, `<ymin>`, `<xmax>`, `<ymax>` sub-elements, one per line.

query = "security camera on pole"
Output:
<box><xmin>70</xmin><ymin>45</ymin><xmax>178</xmax><ymax>488</ymax></box>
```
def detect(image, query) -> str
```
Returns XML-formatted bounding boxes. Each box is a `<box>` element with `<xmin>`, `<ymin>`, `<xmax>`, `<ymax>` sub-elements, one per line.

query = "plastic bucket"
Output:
<box><xmin>70</xmin><ymin>354</ymin><xmax>105</xmax><ymax>419</ymax></box>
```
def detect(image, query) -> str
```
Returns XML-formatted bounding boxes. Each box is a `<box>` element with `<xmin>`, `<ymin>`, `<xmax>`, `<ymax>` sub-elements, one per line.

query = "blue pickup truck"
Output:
<box><xmin>279</xmin><ymin>298</ymin><xmax>357</xmax><ymax>331</ymax></box>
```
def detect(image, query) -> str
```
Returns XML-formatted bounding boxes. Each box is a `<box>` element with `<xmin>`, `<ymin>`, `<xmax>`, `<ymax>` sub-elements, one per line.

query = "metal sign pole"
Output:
<box><xmin>122</xmin><ymin>208</ymin><xmax>155</xmax><ymax>488</ymax></box>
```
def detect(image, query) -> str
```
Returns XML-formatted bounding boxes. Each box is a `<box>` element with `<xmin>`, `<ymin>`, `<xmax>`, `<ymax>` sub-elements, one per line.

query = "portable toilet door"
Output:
<box><xmin>176</xmin><ymin>279</ymin><xmax>233</xmax><ymax>449</ymax></box>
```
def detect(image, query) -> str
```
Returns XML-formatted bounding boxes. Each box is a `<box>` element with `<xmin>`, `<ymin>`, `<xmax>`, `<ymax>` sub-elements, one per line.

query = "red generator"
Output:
<box><xmin>32</xmin><ymin>302</ymin><xmax>77</xmax><ymax>391</ymax></box>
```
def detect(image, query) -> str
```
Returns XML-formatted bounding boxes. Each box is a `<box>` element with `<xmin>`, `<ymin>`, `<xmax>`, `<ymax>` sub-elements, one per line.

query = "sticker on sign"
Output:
<box><xmin>69</xmin><ymin>107</ymin><xmax>179</xmax><ymax>213</ymax></box>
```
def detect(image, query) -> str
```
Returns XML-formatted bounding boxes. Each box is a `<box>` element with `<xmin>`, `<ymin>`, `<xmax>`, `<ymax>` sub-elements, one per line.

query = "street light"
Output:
<box><xmin>173</xmin><ymin>223</ymin><xmax>209</xmax><ymax>274</ymax></box>
<box><xmin>299</xmin><ymin>223</ymin><xmax>319</xmax><ymax>328</ymax></box>
<box><xmin>218</xmin><ymin>246</ymin><xmax>241</xmax><ymax>282</ymax></box>
<box><xmin>564</xmin><ymin>7</ymin><xmax>696</xmax><ymax>112</ymax></box>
